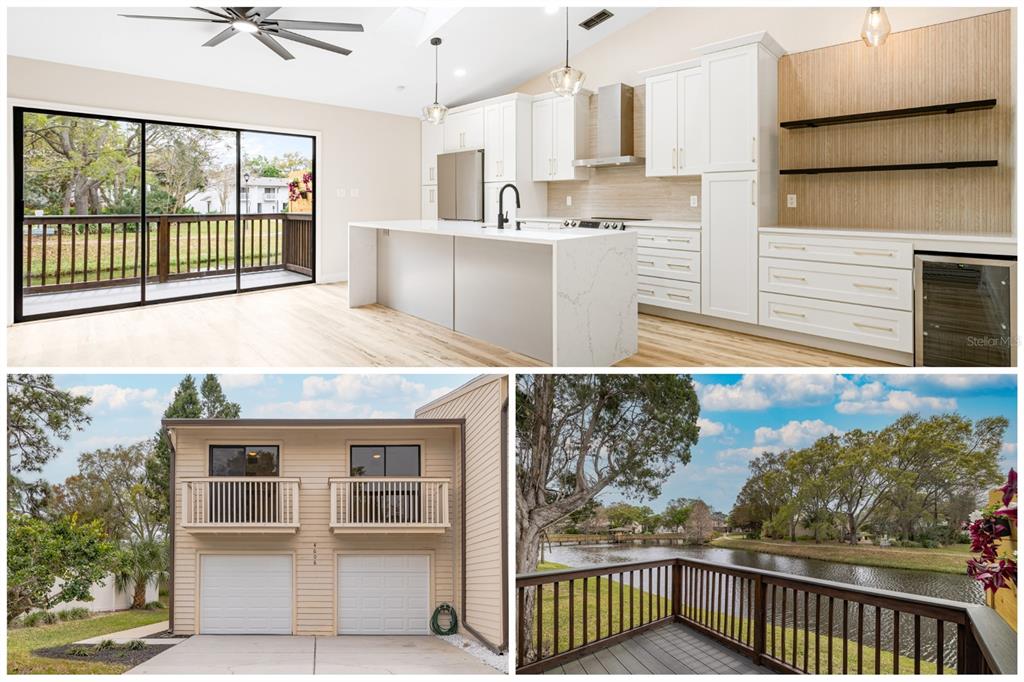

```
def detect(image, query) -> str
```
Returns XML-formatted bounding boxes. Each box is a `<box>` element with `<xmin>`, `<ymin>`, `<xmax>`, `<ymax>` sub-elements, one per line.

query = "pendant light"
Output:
<box><xmin>549</xmin><ymin>7</ymin><xmax>585</xmax><ymax>97</ymax></box>
<box><xmin>423</xmin><ymin>37</ymin><xmax>448</xmax><ymax>125</ymax></box>
<box><xmin>861</xmin><ymin>7</ymin><xmax>891</xmax><ymax>47</ymax></box>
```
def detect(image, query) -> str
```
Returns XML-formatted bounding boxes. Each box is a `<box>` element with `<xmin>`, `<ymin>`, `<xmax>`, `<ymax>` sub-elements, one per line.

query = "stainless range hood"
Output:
<box><xmin>573</xmin><ymin>83</ymin><xmax>645</xmax><ymax>168</ymax></box>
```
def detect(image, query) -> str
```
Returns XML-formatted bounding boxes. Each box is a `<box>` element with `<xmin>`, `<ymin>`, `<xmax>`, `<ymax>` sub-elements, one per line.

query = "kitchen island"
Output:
<box><xmin>348</xmin><ymin>220</ymin><xmax>638</xmax><ymax>366</ymax></box>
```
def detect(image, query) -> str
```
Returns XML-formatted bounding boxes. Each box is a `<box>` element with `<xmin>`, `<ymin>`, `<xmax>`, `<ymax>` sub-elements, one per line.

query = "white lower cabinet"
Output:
<box><xmin>630</xmin><ymin>225</ymin><xmax>702</xmax><ymax>314</ymax></box>
<box><xmin>337</xmin><ymin>554</ymin><xmax>430</xmax><ymax>635</ymax></box>
<box><xmin>759</xmin><ymin>258</ymin><xmax>913</xmax><ymax>311</ymax></box>
<box><xmin>638</xmin><ymin>276</ymin><xmax>700</xmax><ymax>313</ymax></box>
<box><xmin>200</xmin><ymin>555</ymin><xmax>293</xmax><ymax>634</ymax></box>
<box><xmin>702</xmin><ymin>172</ymin><xmax>758</xmax><ymax>323</ymax></box>
<box><xmin>637</xmin><ymin>246</ymin><xmax>700</xmax><ymax>283</ymax></box>
<box><xmin>760</xmin><ymin>292</ymin><xmax>913</xmax><ymax>353</ymax></box>
<box><xmin>421</xmin><ymin>186</ymin><xmax>437</xmax><ymax>220</ymax></box>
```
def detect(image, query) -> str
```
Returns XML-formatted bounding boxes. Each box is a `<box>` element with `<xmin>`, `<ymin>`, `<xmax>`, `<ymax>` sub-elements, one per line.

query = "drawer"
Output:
<box><xmin>759</xmin><ymin>292</ymin><xmax>913</xmax><ymax>352</ymax></box>
<box><xmin>759</xmin><ymin>233</ymin><xmax>913</xmax><ymax>269</ymax></box>
<box><xmin>637</xmin><ymin>247</ymin><xmax>700</xmax><ymax>283</ymax></box>
<box><xmin>637</xmin><ymin>276</ymin><xmax>700</xmax><ymax>313</ymax></box>
<box><xmin>759</xmin><ymin>257</ymin><xmax>913</xmax><ymax>311</ymax></box>
<box><xmin>632</xmin><ymin>227</ymin><xmax>700</xmax><ymax>252</ymax></box>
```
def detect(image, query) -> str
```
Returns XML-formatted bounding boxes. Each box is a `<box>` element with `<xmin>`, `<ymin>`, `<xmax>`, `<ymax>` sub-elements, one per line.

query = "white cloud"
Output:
<box><xmin>77</xmin><ymin>434</ymin><xmax>152</xmax><ymax>450</ymax></box>
<box><xmin>715</xmin><ymin>446</ymin><xmax>773</xmax><ymax>462</ymax></box>
<box><xmin>754</xmin><ymin>419</ymin><xmax>842</xmax><ymax>448</ymax></box>
<box><xmin>883</xmin><ymin>374</ymin><xmax>1014</xmax><ymax>390</ymax></box>
<box><xmin>250</xmin><ymin>399</ymin><xmax>401</xmax><ymax>420</ymax></box>
<box><xmin>1001</xmin><ymin>443</ymin><xmax>1016</xmax><ymax>456</ymax></box>
<box><xmin>217</xmin><ymin>374</ymin><xmax>265</xmax><ymax>389</ymax></box>
<box><xmin>698</xmin><ymin>375</ymin><xmax>850</xmax><ymax>411</ymax></box>
<box><xmin>697</xmin><ymin>417</ymin><xmax>725</xmax><ymax>439</ymax></box>
<box><xmin>302</xmin><ymin>375</ymin><xmax>449</xmax><ymax>404</ymax></box>
<box><xmin>836</xmin><ymin>382</ymin><xmax>957</xmax><ymax>414</ymax></box>
<box><xmin>69</xmin><ymin>384</ymin><xmax>166</xmax><ymax>415</ymax></box>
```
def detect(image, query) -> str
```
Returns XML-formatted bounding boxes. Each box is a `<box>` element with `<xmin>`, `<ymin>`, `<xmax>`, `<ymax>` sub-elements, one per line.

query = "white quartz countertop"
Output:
<box><xmin>519</xmin><ymin>217</ymin><xmax>702</xmax><ymax>230</ymax></box>
<box><xmin>349</xmin><ymin>219</ymin><xmax>633</xmax><ymax>244</ymax></box>
<box><xmin>761</xmin><ymin>226</ymin><xmax>1016</xmax><ymax>256</ymax></box>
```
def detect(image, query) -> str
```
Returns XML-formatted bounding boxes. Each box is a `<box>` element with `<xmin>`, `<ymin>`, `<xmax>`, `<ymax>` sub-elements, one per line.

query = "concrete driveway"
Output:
<box><xmin>127</xmin><ymin>635</ymin><xmax>500</xmax><ymax>674</ymax></box>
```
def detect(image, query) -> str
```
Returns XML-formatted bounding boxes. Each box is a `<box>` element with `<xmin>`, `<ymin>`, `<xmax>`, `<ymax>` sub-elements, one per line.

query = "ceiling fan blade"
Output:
<box><xmin>119</xmin><ymin>14</ymin><xmax>227</xmax><ymax>23</ymax></box>
<box><xmin>267</xmin><ymin>19</ymin><xmax>364</xmax><ymax>32</ymax></box>
<box><xmin>252</xmin><ymin>31</ymin><xmax>295</xmax><ymax>60</ymax></box>
<box><xmin>246</xmin><ymin>7</ymin><xmax>280</xmax><ymax>19</ymax></box>
<box><xmin>203</xmin><ymin>26</ymin><xmax>238</xmax><ymax>47</ymax></box>
<box><xmin>266</xmin><ymin>28</ymin><xmax>352</xmax><ymax>55</ymax></box>
<box><xmin>191</xmin><ymin>7</ymin><xmax>233</xmax><ymax>20</ymax></box>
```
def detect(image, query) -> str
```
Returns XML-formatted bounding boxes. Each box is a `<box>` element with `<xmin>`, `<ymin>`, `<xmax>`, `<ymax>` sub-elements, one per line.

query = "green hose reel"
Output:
<box><xmin>430</xmin><ymin>602</ymin><xmax>459</xmax><ymax>636</ymax></box>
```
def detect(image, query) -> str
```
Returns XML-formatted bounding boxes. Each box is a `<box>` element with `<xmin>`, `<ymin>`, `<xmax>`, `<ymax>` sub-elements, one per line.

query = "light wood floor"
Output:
<box><xmin>8</xmin><ymin>282</ymin><xmax>883</xmax><ymax>368</ymax></box>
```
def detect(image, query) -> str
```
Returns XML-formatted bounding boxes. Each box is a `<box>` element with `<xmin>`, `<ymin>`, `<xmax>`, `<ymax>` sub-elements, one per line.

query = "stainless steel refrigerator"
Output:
<box><xmin>437</xmin><ymin>150</ymin><xmax>483</xmax><ymax>221</ymax></box>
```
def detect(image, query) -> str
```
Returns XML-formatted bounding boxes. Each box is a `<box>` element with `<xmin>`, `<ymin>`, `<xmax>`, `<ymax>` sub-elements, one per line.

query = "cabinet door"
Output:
<box><xmin>421</xmin><ymin>119</ymin><xmax>444</xmax><ymax>185</ymax></box>
<box><xmin>483</xmin><ymin>104</ymin><xmax>502</xmax><ymax>182</ymax></box>
<box><xmin>703</xmin><ymin>45</ymin><xmax>757</xmax><ymax>172</ymax></box>
<box><xmin>421</xmin><ymin>185</ymin><xmax>438</xmax><ymax>220</ymax></box>
<box><xmin>677</xmin><ymin>67</ymin><xmax>705</xmax><ymax>175</ymax></box>
<box><xmin>462</xmin><ymin>107</ymin><xmax>484</xmax><ymax>150</ymax></box>
<box><xmin>551</xmin><ymin>96</ymin><xmax>575</xmax><ymax>180</ymax></box>
<box><xmin>498</xmin><ymin>99</ymin><xmax>516</xmax><ymax>180</ymax></box>
<box><xmin>443</xmin><ymin>111</ymin><xmax>464</xmax><ymax>152</ymax></box>
<box><xmin>702</xmin><ymin>172</ymin><xmax>758</xmax><ymax>323</ymax></box>
<box><xmin>531</xmin><ymin>98</ymin><xmax>553</xmax><ymax>181</ymax></box>
<box><xmin>644</xmin><ymin>73</ymin><xmax>678</xmax><ymax>177</ymax></box>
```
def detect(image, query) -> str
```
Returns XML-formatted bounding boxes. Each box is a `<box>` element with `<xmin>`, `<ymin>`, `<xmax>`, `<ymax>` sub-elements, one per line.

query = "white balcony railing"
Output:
<box><xmin>329</xmin><ymin>477</ymin><xmax>450</xmax><ymax>531</ymax></box>
<box><xmin>181</xmin><ymin>477</ymin><xmax>300</xmax><ymax>530</ymax></box>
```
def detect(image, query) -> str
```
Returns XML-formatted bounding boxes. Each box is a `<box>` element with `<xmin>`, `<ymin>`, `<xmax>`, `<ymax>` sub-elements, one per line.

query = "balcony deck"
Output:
<box><xmin>541</xmin><ymin>621</ymin><xmax>770</xmax><ymax>675</ymax></box>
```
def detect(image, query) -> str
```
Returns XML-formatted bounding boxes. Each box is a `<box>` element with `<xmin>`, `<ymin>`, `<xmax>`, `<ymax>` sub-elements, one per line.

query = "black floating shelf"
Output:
<box><xmin>780</xmin><ymin>99</ymin><xmax>997</xmax><ymax>129</ymax></box>
<box><xmin>780</xmin><ymin>160</ymin><xmax>998</xmax><ymax>175</ymax></box>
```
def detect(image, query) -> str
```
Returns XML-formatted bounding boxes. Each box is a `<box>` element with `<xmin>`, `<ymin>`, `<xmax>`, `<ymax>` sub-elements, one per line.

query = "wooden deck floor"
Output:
<box><xmin>540</xmin><ymin>622</ymin><xmax>771</xmax><ymax>675</ymax></box>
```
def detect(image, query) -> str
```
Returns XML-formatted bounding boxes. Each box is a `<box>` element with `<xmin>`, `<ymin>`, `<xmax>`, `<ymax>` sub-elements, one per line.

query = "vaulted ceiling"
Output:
<box><xmin>6</xmin><ymin>6</ymin><xmax>652</xmax><ymax>117</ymax></box>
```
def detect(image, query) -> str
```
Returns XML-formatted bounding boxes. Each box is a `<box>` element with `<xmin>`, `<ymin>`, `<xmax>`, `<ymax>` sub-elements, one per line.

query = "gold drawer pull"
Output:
<box><xmin>638</xmin><ymin>260</ymin><xmax>655</xmax><ymax>266</ymax></box>
<box><xmin>853</xmin><ymin>282</ymin><xmax>895</xmax><ymax>291</ymax></box>
<box><xmin>853</xmin><ymin>249</ymin><xmax>894</xmax><ymax>257</ymax></box>
<box><xmin>667</xmin><ymin>263</ymin><xmax>691</xmax><ymax>270</ymax></box>
<box><xmin>667</xmin><ymin>237</ymin><xmax>692</xmax><ymax>243</ymax></box>
<box><xmin>774</xmin><ymin>308</ymin><xmax>806</xmax><ymax>319</ymax></box>
<box><xmin>638</xmin><ymin>288</ymin><xmax>655</xmax><ymax>296</ymax></box>
<box><xmin>667</xmin><ymin>293</ymin><xmax>691</xmax><ymax>301</ymax></box>
<box><xmin>774</xmin><ymin>274</ymin><xmax>807</xmax><ymax>282</ymax></box>
<box><xmin>854</xmin><ymin>321</ymin><xmax>895</xmax><ymax>333</ymax></box>
<box><xmin>773</xmin><ymin>243</ymin><xmax>807</xmax><ymax>251</ymax></box>
<box><xmin>638</xmin><ymin>235</ymin><xmax>654</xmax><ymax>240</ymax></box>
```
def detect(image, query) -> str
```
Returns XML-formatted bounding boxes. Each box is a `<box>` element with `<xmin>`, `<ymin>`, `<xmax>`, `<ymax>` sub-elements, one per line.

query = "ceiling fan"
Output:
<box><xmin>118</xmin><ymin>7</ymin><xmax>364</xmax><ymax>60</ymax></box>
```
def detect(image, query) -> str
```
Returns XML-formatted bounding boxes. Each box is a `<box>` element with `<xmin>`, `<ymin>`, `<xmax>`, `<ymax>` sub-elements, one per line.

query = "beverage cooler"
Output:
<box><xmin>915</xmin><ymin>254</ymin><xmax>1016</xmax><ymax>367</ymax></box>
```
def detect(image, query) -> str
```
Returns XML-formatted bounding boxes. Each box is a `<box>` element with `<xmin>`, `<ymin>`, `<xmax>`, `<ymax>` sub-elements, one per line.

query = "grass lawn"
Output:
<box><xmin>8</xmin><ymin>608</ymin><xmax>168</xmax><ymax>675</ymax></box>
<box><xmin>711</xmin><ymin>537</ymin><xmax>970</xmax><ymax>574</ymax></box>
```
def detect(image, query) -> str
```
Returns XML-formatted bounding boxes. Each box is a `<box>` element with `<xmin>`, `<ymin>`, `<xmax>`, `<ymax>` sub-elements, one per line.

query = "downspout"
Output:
<box><xmin>164</xmin><ymin>424</ymin><xmax>176</xmax><ymax>633</ymax></box>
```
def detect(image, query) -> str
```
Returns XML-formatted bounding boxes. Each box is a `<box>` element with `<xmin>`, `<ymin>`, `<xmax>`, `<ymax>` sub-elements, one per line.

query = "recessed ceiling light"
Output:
<box><xmin>544</xmin><ymin>6</ymin><xmax>559</xmax><ymax>15</ymax></box>
<box><xmin>396</xmin><ymin>85</ymin><xmax>406</xmax><ymax>92</ymax></box>
<box><xmin>453</xmin><ymin>68</ymin><xmax>467</xmax><ymax>77</ymax></box>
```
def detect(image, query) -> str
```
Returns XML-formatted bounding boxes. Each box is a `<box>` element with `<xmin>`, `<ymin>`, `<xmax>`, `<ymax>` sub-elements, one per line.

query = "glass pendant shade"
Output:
<box><xmin>423</xmin><ymin>102</ymin><xmax>448</xmax><ymax>125</ymax></box>
<box><xmin>861</xmin><ymin>7</ymin><xmax>891</xmax><ymax>47</ymax></box>
<box><xmin>549</xmin><ymin>65</ymin><xmax>586</xmax><ymax>97</ymax></box>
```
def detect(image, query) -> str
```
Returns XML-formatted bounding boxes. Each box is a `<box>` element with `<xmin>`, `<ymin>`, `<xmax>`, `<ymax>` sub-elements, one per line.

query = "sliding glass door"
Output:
<box><xmin>14</xmin><ymin>106</ymin><xmax>315</xmax><ymax>322</ymax></box>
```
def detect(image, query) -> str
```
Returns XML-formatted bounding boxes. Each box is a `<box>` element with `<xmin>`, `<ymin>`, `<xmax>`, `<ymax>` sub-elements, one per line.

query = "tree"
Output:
<box><xmin>828</xmin><ymin>429</ymin><xmax>889</xmax><ymax>543</ymax></box>
<box><xmin>683</xmin><ymin>500</ymin><xmax>715</xmax><ymax>543</ymax></box>
<box><xmin>200</xmin><ymin>374</ymin><xmax>241</xmax><ymax>419</ymax></box>
<box><xmin>607</xmin><ymin>502</ymin><xmax>645</xmax><ymax>530</ymax></box>
<box><xmin>7</xmin><ymin>374</ymin><xmax>91</xmax><ymax>513</ymax></box>
<box><xmin>7</xmin><ymin>514</ymin><xmax>115</xmax><ymax>623</ymax></box>
<box><xmin>146</xmin><ymin>126</ymin><xmax>223</xmax><ymax>212</ymax></box>
<box><xmin>787</xmin><ymin>437</ymin><xmax>839</xmax><ymax>543</ymax></box>
<box><xmin>516</xmin><ymin>373</ymin><xmax>700</xmax><ymax>656</ymax></box>
<box><xmin>729</xmin><ymin>450</ymin><xmax>793</xmax><ymax>537</ymax></box>
<box><xmin>661</xmin><ymin>497</ymin><xmax>696</xmax><ymax>532</ymax></box>
<box><xmin>114</xmin><ymin>539</ymin><xmax>167</xmax><ymax>609</ymax></box>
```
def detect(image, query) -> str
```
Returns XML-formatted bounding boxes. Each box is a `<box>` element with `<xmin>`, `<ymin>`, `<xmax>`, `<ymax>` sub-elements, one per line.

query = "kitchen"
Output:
<box><xmin>355</xmin><ymin>7</ymin><xmax>1015</xmax><ymax>368</ymax></box>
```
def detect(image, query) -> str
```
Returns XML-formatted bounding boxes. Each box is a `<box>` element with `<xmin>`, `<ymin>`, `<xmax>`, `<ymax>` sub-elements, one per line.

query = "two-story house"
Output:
<box><xmin>165</xmin><ymin>375</ymin><xmax>508</xmax><ymax>653</ymax></box>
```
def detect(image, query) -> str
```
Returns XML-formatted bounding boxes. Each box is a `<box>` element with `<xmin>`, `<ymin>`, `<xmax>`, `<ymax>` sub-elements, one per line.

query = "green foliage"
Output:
<box><xmin>65</xmin><ymin>645</ymin><xmax>93</xmax><ymax>657</ymax></box>
<box><xmin>95</xmin><ymin>639</ymin><xmax>115</xmax><ymax>650</ymax></box>
<box><xmin>143</xmin><ymin>601</ymin><xmax>165</xmax><ymax>611</ymax></box>
<box><xmin>200</xmin><ymin>374</ymin><xmax>241</xmax><ymax>419</ymax></box>
<box><xmin>124</xmin><ymin>639</ymin><xmax>145</xmax><ymax>651</ymax></box>
<box><xmin>56</xmin><ymin>607</ymin><xmax>90</xmax><ymax>622</ymax></box>
<box><xmin>7</xmin><ymin>374</ymin><xmax>92</xmax><ymax>475</ymax></box>
<box><xmin>7</xmin><ymin>514</ymin><xmax>115</xmax><ymax>624</ymax></box>
<box><xmin>113</xmin><ymin>539</ymin><xmax>168</xmax><ymax>609</ymax></box>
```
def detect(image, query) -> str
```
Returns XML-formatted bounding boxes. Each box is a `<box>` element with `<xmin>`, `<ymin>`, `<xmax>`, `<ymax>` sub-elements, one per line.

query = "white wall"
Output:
<box><xmin>7</xmin><ymin>56</ymin><xmax>421</xmax><ymax>286</ymax></box>
<box><xmin>46</xmin><ymin>575</ymin><xmax>160</xmax><ymax>613</ymax></box>
<box><xmin>515</xmin><ymin>6</ymin><xmax>1006</xmax><ymax>94</ymax></box>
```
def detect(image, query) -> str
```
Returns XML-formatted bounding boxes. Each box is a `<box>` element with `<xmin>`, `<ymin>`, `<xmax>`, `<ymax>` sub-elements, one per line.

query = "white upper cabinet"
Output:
<box><xmin>645</xmin><ymin>66</ymin><xmax>705</xmax><ymax>177</ymax></box>
<box><xmin>443</xmin><ymin>107</ymin><xmax>484</xmax><ymax>152</ymax></box>
<box><xmin>702</xmin><ymin>44</ymin><xmax>760</xmax><ymax>172</ymax></box>
<box><xmin>532</xmin><ymin>93</ymin><xmax>588</xmax><ymax>181</ymax></box>
<box><xmin>484</xmin><ymin>100</ymin><xmax>516</xmax><ymax>183</ymax></box>
<box><xmin>421</xmin><ymin>119</ymin><xmax>444</xmax><ymax>186</ymax></box>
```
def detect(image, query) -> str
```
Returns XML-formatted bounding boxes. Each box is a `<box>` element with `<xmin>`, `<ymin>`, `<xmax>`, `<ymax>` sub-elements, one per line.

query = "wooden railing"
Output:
<box><xmin>329</xmin><ymin>477</ymin><xmax>450</xmax><ymax>530</ymax></box>
<box><xmin>516</xmin><ymin>558</ymin><xmax>1016</xmax><ymax>675</ymax></box>
<box><xmin>21</xmin><ymin>212</ymin><xmax>312</xmax><ymax>293</ymax></box>
<box><xmin>181</xmin><ymin>477</ymin><xmax>300</xmax><ymax>530</ymax></box>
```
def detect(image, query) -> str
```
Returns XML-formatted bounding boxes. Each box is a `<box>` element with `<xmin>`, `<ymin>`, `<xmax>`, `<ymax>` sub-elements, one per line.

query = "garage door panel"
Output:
<box><xmin>338</xmin><ymin>555</ymin><xmax>429</xmax><ymax>635</ymax></box>
<box><xmin>200</xmin><ymin>555</ymin><xmax>292</xmax><ymax>634</ymax></box>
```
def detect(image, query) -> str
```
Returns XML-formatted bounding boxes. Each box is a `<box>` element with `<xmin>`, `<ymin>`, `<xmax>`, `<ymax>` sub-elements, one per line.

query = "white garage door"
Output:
<box><xmin>338</xmin><ymin>554</ymin><xmax>430</xmax><ymax>634</ymax></box>
<box><xmin>200</xmin><ymin>555</ymin><xmax>292</xmax><ymax>634</ymax></box>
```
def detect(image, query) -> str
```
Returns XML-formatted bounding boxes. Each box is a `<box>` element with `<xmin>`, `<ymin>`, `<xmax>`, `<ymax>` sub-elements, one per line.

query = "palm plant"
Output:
<box><xmin>113</xmin><ymin>539</ymin><xmax>167</xmax><ymax>609</ymax></box>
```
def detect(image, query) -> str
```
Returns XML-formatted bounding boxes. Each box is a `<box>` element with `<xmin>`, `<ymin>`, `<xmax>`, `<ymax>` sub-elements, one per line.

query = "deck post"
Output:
<box><xmin>958</xmin><ymin>622</ymin><xmax>984</xmax><ymax>673</ymax></box>
<box><xmin>157</xmin><ymin>215</ymin><xmax>170</xmax><ymax>283</ymax></box>
<box><xmin>752</xmin><ymin>573</ymin><xmax>766</xmax><ymax>667</ymax></box>
<box><xmin>671</xmin><ymin>561</ymin><xmax>682</xmax><ymax>616</ymax></box>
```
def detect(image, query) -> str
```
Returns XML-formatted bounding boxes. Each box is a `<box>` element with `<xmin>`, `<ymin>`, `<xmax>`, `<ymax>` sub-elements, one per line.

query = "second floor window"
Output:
<box><xmin>209</xmin><ymin>445</ymin><xmax>280</xmax><ymax>477</ymax></box>
<box><xmin>350</xmin><ymin>445</ymin><xmax>420</xmax><ymax>477</ymax></box>
<box><xmin>264</xmin><ymin>188</ymin><xmax>276</xmax><ymax>199</ymax></box>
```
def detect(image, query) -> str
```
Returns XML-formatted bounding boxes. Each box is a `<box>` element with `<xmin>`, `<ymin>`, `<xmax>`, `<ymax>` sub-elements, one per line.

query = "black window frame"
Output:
<box><xmin>349</xmin><ymin>444</ymin><xmax>422</xmax><ymax>477</ymax></box>
<box><xmin>208</xmin><ymin>444</ymin><xmax>281</xmax><ymax>478</ymax></box>
<box><xmin>12</xmin><ymin>105</ymin><xmax>317</xmax><ymax>323</ymax></box>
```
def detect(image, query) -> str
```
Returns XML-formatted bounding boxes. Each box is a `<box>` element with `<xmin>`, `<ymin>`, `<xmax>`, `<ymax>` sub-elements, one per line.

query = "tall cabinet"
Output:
<box><xmin>421</xmin><ymin>119</ymin><xmax>444</xmax><ymax>219</ymax></box>
<box><xmin>697</xmin><ymin>32</ymin><xmax>782</xmax><ymax>324</ymax></box>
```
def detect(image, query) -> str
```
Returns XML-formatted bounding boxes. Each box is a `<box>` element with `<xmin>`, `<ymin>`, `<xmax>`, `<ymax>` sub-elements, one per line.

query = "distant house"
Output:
<box><xmin>187</xmin><ymin>175</ymin><xmax>290</xmax><ymax>214</ymax></box>
<box><xmin>611</xmin><ymin>522</ymin><xmax>644</xmax><ymax>535</ymax></box>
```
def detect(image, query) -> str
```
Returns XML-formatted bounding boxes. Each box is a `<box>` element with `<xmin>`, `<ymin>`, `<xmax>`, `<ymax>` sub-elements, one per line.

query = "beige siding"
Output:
<box><xmin>416</xmin><ymin>375</ymin><xmax>508</xmax><ymax>650</ymax></box>
<box><xmin>171</xmin><ymin>425</ymin><xmax>461</xmax><ymax>635</ymax></box>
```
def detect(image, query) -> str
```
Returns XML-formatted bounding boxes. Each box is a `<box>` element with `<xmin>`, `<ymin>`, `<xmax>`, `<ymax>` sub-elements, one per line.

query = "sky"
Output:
<box><xmin>596</xmin><ymin>373</ymin><xmax>1018</xmax><ymax>515</ymax></box>
<box><xmin>31</xmin><ymin>373</ymin><xmax>478</xmax><ymax>484</ymax></box>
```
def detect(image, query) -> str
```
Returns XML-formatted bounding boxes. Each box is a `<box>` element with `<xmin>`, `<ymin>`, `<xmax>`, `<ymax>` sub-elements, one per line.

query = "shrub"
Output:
<box><xmin>95</xmin><ymin>639</ymin><xmax>116</xmax><ymax>650</ymax></box>
<box><xmin>123</xmin><ymin>640</ymin><xmax>145</xmax><ymax>651</ymax></box>
<box><xmin>56</xmin><ymin>607</ymin><xmax>91</xmax><ymax>622</ymax></box>
<box><xmin>143</xmin><ymin>601</ymin><xmax>165</xmax><ymax>610</ymax></box>
<box><xmin>66</xmin><ymin>646</ymin><xmax>93</xmax><ymax>657</ymax></box>
<box><xmin>19</xmin><ymin>611</ymin><xmax>46</xmax><ymax>627</ymax></box>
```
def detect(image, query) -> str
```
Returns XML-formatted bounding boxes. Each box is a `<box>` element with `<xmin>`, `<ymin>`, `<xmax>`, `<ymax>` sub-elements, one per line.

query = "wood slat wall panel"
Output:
<box><xmin>777</xmin><ymin>10</ymin><xmax>1012</xmax><ymax>234</ymax></box>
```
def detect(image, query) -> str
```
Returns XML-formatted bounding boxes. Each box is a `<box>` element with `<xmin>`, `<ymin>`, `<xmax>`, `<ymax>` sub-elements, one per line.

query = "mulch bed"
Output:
<box><xmin>34</xmin><ymin>642</ymin><xmax>177</xmax><ymax>667</ymax></box>
<box><xmin>148</xmin><ymin>630</ymin><xmax>191</xmax><ymax>639</ymax></box>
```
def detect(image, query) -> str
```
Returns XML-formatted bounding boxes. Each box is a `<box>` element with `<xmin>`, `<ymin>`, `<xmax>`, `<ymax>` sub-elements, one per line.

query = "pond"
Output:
<box><xmin>544</xmin><ymin>543</ymin><xmax>982</xmax><ymax>669</ymax></box>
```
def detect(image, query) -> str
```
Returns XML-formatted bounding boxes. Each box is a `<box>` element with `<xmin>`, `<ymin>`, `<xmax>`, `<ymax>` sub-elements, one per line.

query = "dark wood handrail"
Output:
<box><xmin>515</xmin><ymin>558</ymin><xmax>1015</xmax><ymax>675</ymax></box>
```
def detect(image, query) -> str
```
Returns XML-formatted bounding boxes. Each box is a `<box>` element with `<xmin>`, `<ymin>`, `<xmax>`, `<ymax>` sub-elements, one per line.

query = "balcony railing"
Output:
<box><xmin>21</xmin><ymin>212</ymin><xmax>312</xmax><ymax>293</ymax></box>
<box><xmin>181</xmin><ymin>477</ymin><xmax>300</xmax><ymax>532</ymax></box>
<box><xmin>329</xmin><ymin>477</ymin><xmax>450</xmax><ymax>532</ymax></box>
<box><xmin>516</xmin><ymin>558</ymin><xmax>1016</xmax><ymax>675</ymax></box>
